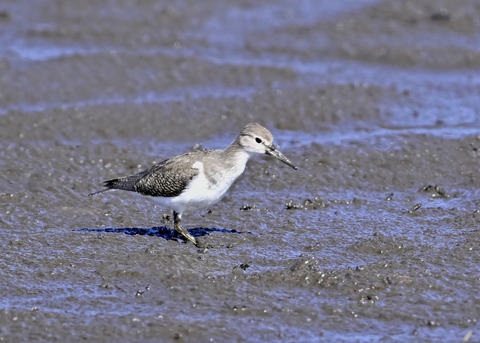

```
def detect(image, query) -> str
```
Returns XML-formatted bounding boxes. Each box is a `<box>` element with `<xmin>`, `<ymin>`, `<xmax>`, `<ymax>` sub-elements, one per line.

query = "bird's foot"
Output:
<box><xmin>174</xmin><ymin>223</ymin><xmax>197</xmax><ymax>245</ymax></box>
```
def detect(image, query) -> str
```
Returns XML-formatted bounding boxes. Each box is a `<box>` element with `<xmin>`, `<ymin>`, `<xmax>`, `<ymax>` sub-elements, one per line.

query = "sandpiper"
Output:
<box><xmin>90</xmin><ymin>123</ymin><xmax>297</xmax><ymax>245</ymax></box>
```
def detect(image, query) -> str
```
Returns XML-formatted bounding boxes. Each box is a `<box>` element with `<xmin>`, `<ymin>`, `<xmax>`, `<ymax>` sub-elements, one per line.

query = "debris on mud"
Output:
<box><xmin>418</xmin><ymin>184</ymin><xmax>450</xmax><ymax>199</ymax></box>
<box><xmin>285</xmin><ymin>197</ymin><xmax>327</xmax><ymax>210</ymax></box>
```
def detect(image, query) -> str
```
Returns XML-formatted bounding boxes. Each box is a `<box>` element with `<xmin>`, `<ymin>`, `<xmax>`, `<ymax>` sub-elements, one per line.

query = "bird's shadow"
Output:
<box><xmin>75</xmin><ymin>226</ymin><xmax>242</xmax><ymax>243</ymax></box>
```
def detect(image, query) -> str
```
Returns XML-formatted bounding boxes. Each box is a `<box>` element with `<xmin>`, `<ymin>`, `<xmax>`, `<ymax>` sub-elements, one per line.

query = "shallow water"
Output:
<box><xmin>1</xmin><ymin>0</ymin><xmax>480</xmax><ymax>342</ymax></box>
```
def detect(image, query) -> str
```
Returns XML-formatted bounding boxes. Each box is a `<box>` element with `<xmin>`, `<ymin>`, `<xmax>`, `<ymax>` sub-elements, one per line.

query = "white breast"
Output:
<box><xmin>156</xmin><ymin>154</ymin><xmax>249</xmax><ymax>214</ymax></box>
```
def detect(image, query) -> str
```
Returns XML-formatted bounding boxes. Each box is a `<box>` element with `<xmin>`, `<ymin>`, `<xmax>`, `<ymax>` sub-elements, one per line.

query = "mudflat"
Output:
<box><xmin>1</xmin><ymin>0</ymin><xmax>479</xmax><ymax>342</ymax></box>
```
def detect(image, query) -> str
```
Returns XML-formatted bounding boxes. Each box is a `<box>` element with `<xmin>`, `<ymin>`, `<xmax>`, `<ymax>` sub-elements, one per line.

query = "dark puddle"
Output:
<box><xmin>75</xmin><ymin>226</ymin><xmax>242</xmax><ymax>242</ymax></box>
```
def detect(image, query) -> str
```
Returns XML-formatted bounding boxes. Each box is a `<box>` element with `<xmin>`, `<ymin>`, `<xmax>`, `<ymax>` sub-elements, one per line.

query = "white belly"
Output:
<box><xmin>153</xmin><ymin>158</ymin><xmax>247</xmax><ymax>214</ymax></box>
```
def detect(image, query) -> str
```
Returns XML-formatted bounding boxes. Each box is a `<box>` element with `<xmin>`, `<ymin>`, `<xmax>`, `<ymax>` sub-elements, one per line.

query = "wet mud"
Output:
<box><xmin>1</xmin><ymin>0</ymin><xmax>479</xmax><ymax>342</ymax></box>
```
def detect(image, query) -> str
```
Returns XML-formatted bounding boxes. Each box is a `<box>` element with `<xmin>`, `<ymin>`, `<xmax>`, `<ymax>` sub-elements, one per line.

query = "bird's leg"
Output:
<box><xmin>173</xmin><ymin>211</ymin><xmax>197</xmax><ymax>245</ymax></box>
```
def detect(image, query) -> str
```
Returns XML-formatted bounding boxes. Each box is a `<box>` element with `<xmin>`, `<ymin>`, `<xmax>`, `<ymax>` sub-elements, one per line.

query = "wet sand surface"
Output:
<box><xmin>1</xmin><ymin>0</ymin><xmax>480</xmax><ymax>341</ymax></box>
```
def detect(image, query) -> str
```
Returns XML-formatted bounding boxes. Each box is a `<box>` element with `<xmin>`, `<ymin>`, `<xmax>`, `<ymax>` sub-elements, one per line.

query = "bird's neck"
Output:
<box><xmin>222</xmin><ymin>140</ymin><xmax>251</xmax><ymax>170</ymax></box>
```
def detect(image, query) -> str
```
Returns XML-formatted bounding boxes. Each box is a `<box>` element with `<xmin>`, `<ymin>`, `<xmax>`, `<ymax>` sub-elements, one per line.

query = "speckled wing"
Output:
<box><xmin>97</xmin><ymin>153</ymin><xmax>200</xmax><ymax>198</ymax></box>
<box><xmin>132</xmin><ymin>154</ymin><xmax>200</xmax><ymax>197</ymax></box>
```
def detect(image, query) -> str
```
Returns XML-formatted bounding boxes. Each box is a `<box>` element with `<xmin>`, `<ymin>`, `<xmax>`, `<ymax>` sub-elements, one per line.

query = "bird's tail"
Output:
<box><xmin>88</xmin><ymin>176</ymin><xmax>138</xmax><ymax>196</ymax></box>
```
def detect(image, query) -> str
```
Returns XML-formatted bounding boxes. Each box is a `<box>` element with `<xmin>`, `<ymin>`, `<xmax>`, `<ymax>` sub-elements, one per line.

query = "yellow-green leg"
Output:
<box><xmin>173</xmin><ymin>211</ymin><xmax>197</xmax><ymax>245</ymax></box>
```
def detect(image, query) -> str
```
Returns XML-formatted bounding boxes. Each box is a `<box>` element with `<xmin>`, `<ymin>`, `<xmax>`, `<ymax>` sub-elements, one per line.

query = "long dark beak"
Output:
<box><xmin>265</xmin><ymin>144</ymin><xmax>298</xmax><ymax>170</ymax></box>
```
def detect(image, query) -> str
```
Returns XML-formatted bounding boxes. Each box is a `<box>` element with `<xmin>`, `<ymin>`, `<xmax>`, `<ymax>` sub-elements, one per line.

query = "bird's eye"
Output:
<box><xmin>255</xmin><ymin>137</ymin><xmax>262</xmax><ymax>144</ymax></box>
